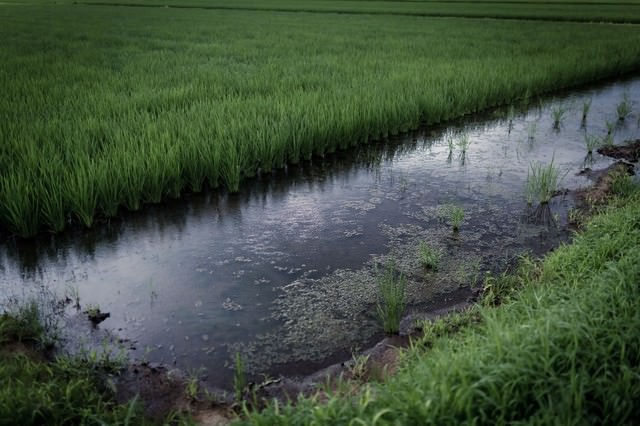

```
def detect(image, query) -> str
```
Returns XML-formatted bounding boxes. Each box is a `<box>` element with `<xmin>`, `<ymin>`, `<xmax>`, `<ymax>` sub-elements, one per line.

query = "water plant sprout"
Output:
<box><xmin>551</xmin><ymin>105</ymin><xmax>567</xmax><ymax>129</ymax></box>
<box><xmin>584</xmin><ymin>133</ymin><xmax>602</xmax><ymax>155</ymax></box>
<box><xmin>438</xmin><ymin>203</ymin><xmax>465</xmax><ymax>232</ymax></box>
<box><xmin>233</xmin><ymin>352</ymin><xmax>247</xmax><ymax>402</ymax></box>
<box><xmin>419</xmin><ymin>241</ymin><xmax>441</xmax><ymax>270</ymax></box>
<box><xmin>616</xmin><ymin>92</ymin><xmax>632</xmax><ymax>121</ymax></box>
<box><xmin>527</xmin><ymin>122</ymin><xmax>537</xmax><ymax>142</ymax></box>
<box><xmin>376</xmin><ymin>260</ymin><xmax>406</xmax><ymax>335</ymax></box>
<box><xmin>525</xmin><ymin>160</ymin><xmax>562</xmax><ymax>205</ymax></box>
<box><xmin>581</xmin><ymin>98</ymin><xmax>592</xmax><ymax>123</ymax></box>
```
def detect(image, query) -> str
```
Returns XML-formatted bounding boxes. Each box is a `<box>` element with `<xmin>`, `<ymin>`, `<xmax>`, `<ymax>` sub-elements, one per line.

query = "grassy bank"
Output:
<box><xmin>239</xmin><ymin>184</ymin><xmax>640</xmax><ymax>423</ymax></box>
<box><xmin>2</xmin><ymin>2</ymin><xmax>640</xmax><ymax>237</ymax></box>
<box><xmin>0</xmin><ymin>303</ymin><xmax>153</xmax><ymax>425</ymax></box>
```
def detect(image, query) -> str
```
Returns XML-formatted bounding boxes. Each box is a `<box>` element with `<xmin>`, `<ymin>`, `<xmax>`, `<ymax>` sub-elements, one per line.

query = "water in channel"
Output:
<box><xmin>1</xmin><ymin>76</ymin><xmax>639</xmax><ymax>390</ymax></box>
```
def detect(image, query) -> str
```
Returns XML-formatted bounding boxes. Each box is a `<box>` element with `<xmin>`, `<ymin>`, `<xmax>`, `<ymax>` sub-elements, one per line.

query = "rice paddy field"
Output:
<box><xmin>2</xmin><ymin>0</ymin><xmax>640</xmax><ymax>237</ymax></box>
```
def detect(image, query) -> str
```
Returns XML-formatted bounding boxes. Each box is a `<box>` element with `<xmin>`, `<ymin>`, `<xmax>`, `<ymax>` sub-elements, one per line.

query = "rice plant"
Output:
<box><xmin>2</xmin><ymin>3</ymin><xmax>640</xmax><ymax>236</ymax></box>
<box><xmin>525</xmin><ymin>160</ymin><xmax>562</xmax><ymax>205</ymax></box>
<box><xmin>581</xmin><ymin>98</ymin><xmax>592</xmax><ymax>123</ymax></box>
<box><xmin>376</xmin><ymin>260</ymin><xmax>406</xmax><ymax>335</ymax></box>
<box><xmin>551</xmin><ymin>105</ymin><xmax>567</xmax><ymax>129</ymax></box>
<box><xmin>616</xmin><ymin>91</ymin><xmax>632</xmax><ymax>121</ymax></box>
<box><xmin>419</xmin><ymin>241</ymin><xmax>441</xmax><ymax>270</ymax></box>
<box><xmin>526</xmin><ymin>121</ymin><xmax>537</xmax><ymax>142</ymax></box>
<box><xmin>233</xmin><ymin>352</ymin><xmax>247</xmax><ymax>402</ymax></box>
<box><xmin>583</xmin><ymin>133</ymin><xmax>602</xmax><ymax>154</ymax></box>
<box><xmin>438</xmin><ymin>203</ymin><xmax>465</xmax><ymax>232</ymax></box>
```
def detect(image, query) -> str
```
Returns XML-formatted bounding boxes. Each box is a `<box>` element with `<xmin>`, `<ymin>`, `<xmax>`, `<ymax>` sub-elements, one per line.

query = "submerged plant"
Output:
<box><xmin>525</xmin><ymin>160</ymin><xmax>562</xmax><ymax>205</ymax></box>
<box><xmin>376</xmin><ymin>260</ymin><xmax>406</xmax><ymax>335</ymax></box>
<box><xmin>551</xmin><ymin>105</ymin><xmax>567</xmax><ymax>129</ymax></box>
<box><xmin>616</xmin><ymin>92</ymin><xmax>632</xmax><ymax>121</ymax></box>
<box><xmin>419</xmin><ymin>241</ymin><xmax>441</xmax><ymax>270</ymax></box>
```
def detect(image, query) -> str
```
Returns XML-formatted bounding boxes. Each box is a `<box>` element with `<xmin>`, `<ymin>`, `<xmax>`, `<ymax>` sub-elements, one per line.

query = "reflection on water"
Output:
<box><xmin>1</xmin><ymin>76</ymin><xmax>639</xmax><ymax>389</ymax></box>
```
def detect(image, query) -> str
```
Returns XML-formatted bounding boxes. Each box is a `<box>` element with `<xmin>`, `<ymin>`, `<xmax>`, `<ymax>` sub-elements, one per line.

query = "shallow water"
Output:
<box><xmin>1</xmin><ymin>76</ymin><xmax>639</xmax><ymax>389</ymax></box>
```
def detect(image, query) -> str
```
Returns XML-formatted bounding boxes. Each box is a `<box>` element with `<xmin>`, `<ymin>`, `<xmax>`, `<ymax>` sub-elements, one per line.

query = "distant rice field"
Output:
<box><xmin>2</xmin><ymin>1</ymin><xmax>640</xmax><ymax>237</ymax></box>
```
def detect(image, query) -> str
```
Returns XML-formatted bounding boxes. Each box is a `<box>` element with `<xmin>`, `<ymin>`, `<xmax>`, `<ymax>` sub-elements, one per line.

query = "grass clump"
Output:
<box><xmin>583</xmin><ymin>133</ymin><xmax>602</xmax><ymax>154</ymax></box>
<box><xmin>239</xmin><ymin>184</ymin><xmax>640</xmax><ymax>425</ymax></box>
<box><xmin>376</xmin><ymin>260</ymin><xmax>406</xmax><ymax>335</ymax></box>
<box><xmin>438</xmin><ymin>203</ymin><xmax>465</xmax><ymax>232</ymax></box>
<box><xmin>616</xmin><ymin>91</ymin><xmax>632</xmax><ymax>121</ymax></box>
<box><xmin>525</xmin><ymin>160</ymin><xmax>562</xmax><ymax>205</ymax></box>
<box><xmin>551</xmin><ymin>104</ymin><xmax>567</xmax><ymax>129</ymax></box>
<box><xmin>418</xmin><ymin>241</ymin><xmax>441</xmax><ymax>270</ymax></box>
<box><xmin>581</xmin><ymin>98</ymin><xmax>592</xmax><ymax>123</ymax></box>
<box><xmin>233</xmin><ymin>352</ymin><xmax>248</xmax><ymax>403</ymax></box>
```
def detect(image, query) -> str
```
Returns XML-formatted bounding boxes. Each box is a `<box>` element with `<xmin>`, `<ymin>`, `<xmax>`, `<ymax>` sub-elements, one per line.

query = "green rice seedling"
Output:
<box><xmin>583</xmin><ymin>133</ymin><xmax>602</xmax><ymax>154</ymax></box>
<box><xmin>0</xmin><ymin>171</ymin><xmax>40</xmax><ymax>238</ymax></box>
<box><xmin>507</xmin><ymin>105</ymin><xmax>515</xmax><ymax>134</ymax></box>
<box><xmin>603</xmin><ymin>121</ymin><xmax>616</xmax><ymax>146</ymax></box>
<box><xmin>526</xmin><ymin>121</ymin><xmax>537</xmax><ymax>142</ymax></box>
<box><xmin>457</xmin><ymin>133</ymin><xmax>471</xmax><ymax>154</ymax></box>
<box><xmin>419</xmin><ymin>241</ymin><xmax>441</xmax><ymax>270</ymax></box>
<box><xmin>63</xmin><ymin>160</ymin><xmax>97</xmax><ymax>228</ymax></box>
<box><xmin>233</xmin><ymin>352</ymin><xmax>247</xmax><ymax>402</ymax></box>
<box><xmin>445</xmin><ymin>132</ymin><xmax>455</xmax><ymax>157</ymax></box>
<box><xmin>581</xmin><ymin>98</ymin><xmax>592</xmax><ymax>123</ymax></box>
<box><xmin>551</xmin><ymin>104</ymin><xmax>567</xmax><ymax>129</ymax></box>
<box><xmin>616</xmin><ymin>92</ymin><xmax>632</xmax><ymax>121</ymax></box>
<box><xmin>437</xmin><ymin>203</ymin><xmax>465</xmax><ymax>231</ymax></box>
<box><xmin>376</xmin><ymin>260</ymin><xmax>406</xmax><ymax>335</ymax></box>
<box><xmin>525</xmin><ymin>160</ymin><xmax>562</xmax><ymax>205</ymax></box>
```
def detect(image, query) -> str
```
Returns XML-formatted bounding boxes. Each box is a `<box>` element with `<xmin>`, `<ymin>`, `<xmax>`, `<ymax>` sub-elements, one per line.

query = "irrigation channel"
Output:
<box><xmin>2</xmin><ymin>77</ymin><xmax>639</xmax><ymax>391</ymax></box>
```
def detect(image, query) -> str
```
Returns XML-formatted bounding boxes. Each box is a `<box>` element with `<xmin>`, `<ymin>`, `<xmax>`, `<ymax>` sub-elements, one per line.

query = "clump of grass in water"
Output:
<box><xmin>583</xmin><ymin>133</ymin><xmax>602</xmax><ymax>155</ymax></box>
<box><xmin>551</xmin><ymin>104</ymin><xmax>567</xmax><ymax>129</ymax></box>
<box><xmin>616</xmin><ymin>91</ymin><xmax>632</xmax><ymax>121</ymax></box>
<box><xmin>526</xmin><ymin>122</ymin><xmax>537</xmax><ymax>142</ymax></box>
<box><xmin>525</xmin><ymin>160</ymin><xmax>561</xmax><ymax>205</ymax></box>
<box><xmin>376</xmin><ymin>260</ymin><xmax>406</xmax><ymax>335</ymax></box>
<box><xmin>438</xmin><ymin>203</ymin><xmax>465</xmax><ymax>232</ymax></box>
<box><xmin>445</xmin><ymin>132</ymin><xmax>455</xmax><ymax>161</ymax></box>
<box><xmin>581</xmin><ymin>98</ymin><xmax>592</xmax><ymax>124</ymax></box>
<box><xmin>419</xmin><ymin>241</ymin><xmax>441</xmax><ymax>270</ymax></box>
<box><xmin>603</xmin><ymin>120</ymin><xmax>616</xmax><ymax>146</ymax></box>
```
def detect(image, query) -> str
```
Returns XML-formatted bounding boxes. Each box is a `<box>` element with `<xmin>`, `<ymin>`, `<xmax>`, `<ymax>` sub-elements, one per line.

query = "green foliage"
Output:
<box><xmin>438</xmin><ymin>203</ymin><xmax>465</xmax><ymax>231</ymax></box>
<box><xmin>376</xmin><ymin>260</ymin><xmax>406</xmax><ymax>334</ymax></box>
<box><xmin>3</xmin><ymin>3</ymin><xmax>640</xmax><ymax>236</ymax></box>
<box><xmin>616</xmin><ymin>91</ymin><xmax>632</xmax><ymax>121</ymax></box>
<box><xmin>551</xmin><ymin>104</ymin><xmax>567</xmax><ymax>129</ymax></box>
<box><xmin>581</xmin><ymin>98</ymin><xmax>592</xmax><ymax>122</ymax></box>
<box><xmin>525</xmin><ymin>160</ymin><xmax>562</xmax><ymax>205</ymax></box>
<box><xmin>233</xmin><ymin>352</ymin><xmax>247</xmax><ymax>402</ymax></box>
<box><xmin>583</xmin><ymin>133</ymin><xmax>603</xmax><ymax>154</ymax></box>
<box><xmin>418</xmin><ymin>241</ymin><xmax>440</xmax><ymax>270</ymax></box>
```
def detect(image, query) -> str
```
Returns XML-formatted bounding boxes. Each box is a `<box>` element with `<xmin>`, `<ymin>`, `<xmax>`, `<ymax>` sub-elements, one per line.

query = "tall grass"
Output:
<box><xmin>2</xmin><ymin>4</ymin><xmax>640</xmax><ymax>236</ymax></box>
<box><xmin>525</xmin><ymin>160</ymin><xmax>562</xmax><ymax>205</ymax></box>
<box><xmin>376</xmin><ymin>260</ymin><xmax>406</xmax><ymax>335</ymax></box>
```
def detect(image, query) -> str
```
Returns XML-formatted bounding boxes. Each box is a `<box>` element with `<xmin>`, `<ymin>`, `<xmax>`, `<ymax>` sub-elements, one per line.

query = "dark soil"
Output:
<box><xmin>597</xmin><ymin>139</ymin><xmax>640</xmax><ymax>162</ymax></box>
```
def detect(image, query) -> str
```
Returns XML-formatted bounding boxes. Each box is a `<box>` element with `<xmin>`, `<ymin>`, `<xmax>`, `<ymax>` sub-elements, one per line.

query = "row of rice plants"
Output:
<box><xmin>2</xmin><ymin>5</ymin><xmax>640</xmax><ymax>236</ymax></box>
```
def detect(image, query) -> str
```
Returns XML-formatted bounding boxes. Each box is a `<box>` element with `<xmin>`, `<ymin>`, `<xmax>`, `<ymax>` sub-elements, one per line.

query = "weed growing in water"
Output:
<box><xmin>525</xmin><ymin>160</ymin><xmax>562</xmax><ymax>205</ymax></box>
<box><xmin>376</xmin><ymin>260</ymin><xmax>406</xmax><ymax>335</ymax></box>
<box><xmin>233</xmin><ymin>352</ymin><xmax>247</xmax><ymax>402</ymax></box>
<box><xmin>438</xmin><ymin>203</ymin><xmax>465</xmax><ymax>232</ymax></box>
<box><xmin>583</xmin><ymin>133</ymin><xmax>602</xmax><ymax>154</ymax></box>
<box><xmin>526</xmin><ymin>122</ymin><xmax>537</xmax><ymax>142</ymax></box>
<box><xmin>507</xmin><ymin>105</ymin><xmax>515</xmax><ymax>134</ymax></box>
<box><xmin>616</xmin><ymin>92</ymin><xmax>632</xmax><ymax>121</ymax></box>
<box><xmin>581</xmin><ymin>98</ymin><xmax>592</xmax><ymax>123</ymax></box>
<box><xmin>419</xmin><ymin>241</ymin><xmax>441</xmax><ymax>270</ymax></box>
<box><xmin>445</xmin><ymin>132</ymin><xmax>455</xmax><ymax>160</ymax></box>
<box><xmin>185</xmin><ymin>369</ymin><xmax>200</xmax><ymax>401</ymax></box>
<box><xmin>551</xmin><ymin>105</ymin><xmax>567</xmax><ymax>129</ymax></box>
<box><xmin>457</xmin><ymin>133</ymin><xmax>471</xmax><ymax>154</ymax></box>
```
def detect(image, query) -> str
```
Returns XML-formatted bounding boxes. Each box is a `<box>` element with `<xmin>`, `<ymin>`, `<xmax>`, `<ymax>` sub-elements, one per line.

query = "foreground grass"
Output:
<box><xmin>239</xmin><ymin>188</ymin><xmax>640</xmax><ymax>423</ymax></box>
<box><xmin>2</xmin><ymin>3</ymin><xmax>640</xmax><ymax>236</ymax></box>
<box><xmin>0</xmin><ymin>306</ymin><xmax>152</xmax><ymax>425</ymax></box>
